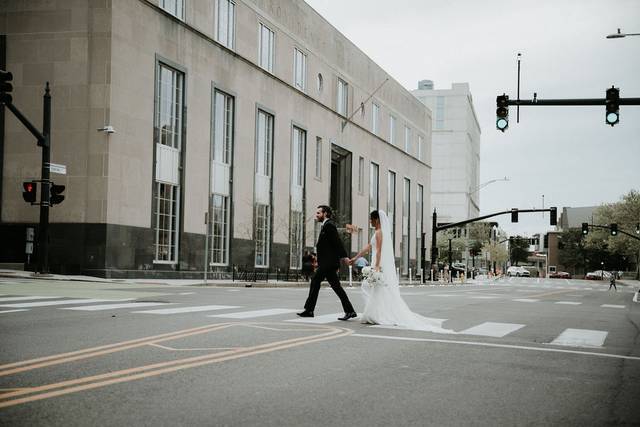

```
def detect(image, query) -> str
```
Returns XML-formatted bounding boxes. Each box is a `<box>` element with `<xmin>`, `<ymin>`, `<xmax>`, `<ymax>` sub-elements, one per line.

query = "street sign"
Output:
<box><xmin>49</xmin><ymin>163</ymin><xmax>66</xmax><ymax>175</ymax></box>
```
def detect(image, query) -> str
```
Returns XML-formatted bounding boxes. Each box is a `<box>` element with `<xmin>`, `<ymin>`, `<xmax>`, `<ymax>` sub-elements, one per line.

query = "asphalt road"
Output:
<box><xmin>0</xmin><ymin>276</ymin><xmax>638</xmax><ymax>426</ymax></box>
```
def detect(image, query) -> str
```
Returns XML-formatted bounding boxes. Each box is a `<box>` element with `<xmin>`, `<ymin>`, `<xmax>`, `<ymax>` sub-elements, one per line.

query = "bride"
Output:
<box><xmin>350</xmin><ymin>210</ymin><xmax>455</xmax><ymax>333</ymax></box>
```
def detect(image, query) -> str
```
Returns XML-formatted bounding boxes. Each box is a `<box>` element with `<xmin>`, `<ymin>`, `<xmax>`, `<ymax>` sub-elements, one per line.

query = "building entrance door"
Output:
<box><xmin>329</xmin><ymin>144</ymin><xmax>352</xmax><ymax>233</ymax></box>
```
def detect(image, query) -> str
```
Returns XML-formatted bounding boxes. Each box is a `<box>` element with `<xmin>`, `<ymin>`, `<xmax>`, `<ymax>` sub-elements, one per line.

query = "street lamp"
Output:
<box><xmin>467</xmin><ymin>177</ymin><xmax>510</xmax><ymax>217</ymax></box>
<box><xmin>606</xmin><ymin>28</ymin><xmax>640</xmax><ymax>39</ymax></box>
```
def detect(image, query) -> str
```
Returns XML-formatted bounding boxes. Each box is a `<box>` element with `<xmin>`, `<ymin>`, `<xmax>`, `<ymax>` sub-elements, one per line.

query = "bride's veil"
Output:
<box><xmin>378</xmin><ymin>210</ymin><xmax>399</xmax><ymax>289</ymax></box>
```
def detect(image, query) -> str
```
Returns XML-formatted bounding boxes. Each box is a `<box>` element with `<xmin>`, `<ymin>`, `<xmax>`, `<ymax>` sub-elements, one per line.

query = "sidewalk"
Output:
<box><xmin>0</xmin><ymin>269</ymin><xmax>478</xmax><ymax>288</ymax></box>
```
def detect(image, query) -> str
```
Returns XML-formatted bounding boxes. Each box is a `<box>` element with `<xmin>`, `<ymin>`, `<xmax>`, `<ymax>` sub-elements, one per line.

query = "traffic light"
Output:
<box><xmin>22</xmin><ymin>181</ymin><xmax>37</xmax><ymax>204</ymax></box>
<box><xmin>496</xmin><ymin>94</ymin><xmax>509</xmax><ymax>131</ymax></box>
<box><xmin>605</xmin><ymin>86</ymin><xmax>619</xmax><ymax>126</ymax></box>
<box><xmin>511</xmin><ymin>208</ymin><xmax>518</xmax><ymax>223</ymax></box>
<box><xmin>50</xmin><ymin>183</ymin><xmax>65</xmax><ymax>205</ymax></box>
<box><xmin>581</xmin><ymin>222</ymin><xmax>589</xmax><ymax>235</ymax></box>
<box><xmin>0</xmin><ymin>70</ymin><xmax>13</xmax><ymax>105</ymax></box>
<box><xmin>610</xmin><ymin>223</ymin><xmax>618</xmax><ymax>236</ymax></box>
<box><xmin>549</xmin><ymin>207</ymin><xmax>557</xmax><ymax>226</ymax></box>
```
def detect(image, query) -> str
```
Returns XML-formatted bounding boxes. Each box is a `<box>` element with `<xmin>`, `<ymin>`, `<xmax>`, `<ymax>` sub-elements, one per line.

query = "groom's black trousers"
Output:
<box><xmin>304</xmin><ymin>265</ymin><xmax>355</xmax><ymax>313</ymax></box>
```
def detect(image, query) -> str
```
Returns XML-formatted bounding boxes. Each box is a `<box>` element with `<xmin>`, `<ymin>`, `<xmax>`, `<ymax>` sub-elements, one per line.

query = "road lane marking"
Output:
<box><xmin>526</xmin><ymin>289</ymin><xmax>577</xmax><ymax>299</ymax></box>
<box><xmin>555</xmin><ymin>301</ymin><xmax>582</xmax><ymax>305</ymax></box>
<box><xmin>0</xmin><ymin>299</ymin><xmax>128</xmax><ymax>308</ymax></box>
<box><xmin>351</xmin><ymin>334</ymin><xmax>640</xmax><ymax>361</ymax></box>
<box><xmin>370</xmin><ymin>317</ymin><xmax>447</xmax><ymax>330</ymax></box>
<box><xmin>459</xmin><ymin>322</ymin><xmax>525</xmax><ymax>337</ymax></box>
<box><xmin>133</xmin><ymin>305</ymin><xmax>240</xmax><ymax>314</ymax></box>
<box><xmin>61</xmin><ymin>302</ymin><xmax>170</xmax><ymax>311</ymax></box>
<box><xmin>513</xmin><ymin>299</ymin><xmax>539</xmax><ymax>303</ymax></box>
<box><xmin>0</xmin><ymin>324</ymin><xmax>350</xmax><ymax>408</ymax></box>
<box><xmin>470</xmin><ymin>296</ymin><xmax>500</xmax><ymax>300</ymax></box>
<box><xmin>550</xmin><ymin>328</ymin><xmax>607</xmax><ymax>347</ymax></box>
<box><xmin>0</xmin><ymin>296</ymin><xmax>60</xmax><ymax>302</ymax></box>
<box><xmin>0</xmin><ymin>323</ymin><xmax>234</xmax><ymax>376</ymax></box>
<box><xmin>208</xmin><ymin>308</ymin><xmax>299</xmax><ymax>319</ymax></box>
<box><xmin>0</xmin><ymin>309</ymin><xmax>29</xmax><ymax>314</ymax></box>
<box><xmin>600</xmin><ymin>304</ymin><xmax>626</xmax><ymax>309</ymax></box>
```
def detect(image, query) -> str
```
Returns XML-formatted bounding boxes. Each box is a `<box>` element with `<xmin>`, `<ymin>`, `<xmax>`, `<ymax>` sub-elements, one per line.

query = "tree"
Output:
<box><xmin>509</xmin><ymin>237</ymin><xmax>529</xmax><ymax>266</ymax></box>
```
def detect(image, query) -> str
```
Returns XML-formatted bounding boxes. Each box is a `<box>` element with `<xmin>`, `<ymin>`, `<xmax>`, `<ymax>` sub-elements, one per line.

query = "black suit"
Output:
<box><xmin>304</xmin><ymin>220</ymin><xmax>355</xmax><ymax>313</ymax></box>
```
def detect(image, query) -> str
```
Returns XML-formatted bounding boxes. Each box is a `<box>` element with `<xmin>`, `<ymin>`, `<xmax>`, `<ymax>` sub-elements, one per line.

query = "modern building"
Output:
<box><xmin>0</xmin><ymin>0</ymin><xmax>432</xmax><ymax>278</ymax></box>
<box><xmin>412</xmin><ymin>80</ymin><xmax>480</xmax><ymax>225</ymax></box>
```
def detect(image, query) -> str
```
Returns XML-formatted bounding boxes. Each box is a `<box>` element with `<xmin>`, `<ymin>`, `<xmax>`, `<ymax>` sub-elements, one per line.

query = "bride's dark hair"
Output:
<box><xmin>369</xmin><ymin>210</ymin><xmax>380</xmax><ymax>221</ymax></box>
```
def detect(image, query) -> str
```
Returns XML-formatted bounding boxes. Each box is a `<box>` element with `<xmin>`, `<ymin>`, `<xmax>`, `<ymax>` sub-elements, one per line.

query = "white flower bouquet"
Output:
<box><xmin>361</xmin><ymin>266</ymin><xmax>385</xmax><ymax>287</ymax></box>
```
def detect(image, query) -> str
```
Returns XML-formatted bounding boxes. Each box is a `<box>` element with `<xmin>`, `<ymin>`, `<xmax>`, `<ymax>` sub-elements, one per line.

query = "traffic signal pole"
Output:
<box><xmin>427</xmin><ymin>207</ymin><xmax>557</xmax><ymax>282</ymax></box>
<box><xmin>38</xmin><ymin>83</ymin><xmax>51</xmax><ymax>274</ymax></box>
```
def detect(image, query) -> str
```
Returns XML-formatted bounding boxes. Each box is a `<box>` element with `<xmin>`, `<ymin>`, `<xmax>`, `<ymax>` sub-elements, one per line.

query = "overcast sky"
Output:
<box><xmin>304</xmin><ymin>0</ymin><xmax>640</xmax><ymax>237</ymax></box>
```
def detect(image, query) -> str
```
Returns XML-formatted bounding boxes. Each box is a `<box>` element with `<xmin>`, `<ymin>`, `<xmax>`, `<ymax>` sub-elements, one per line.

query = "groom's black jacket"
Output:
<box><xmin>316</xmin><ymin>220</ymin><xmax>348</xmax><ymax>269</ymax></box>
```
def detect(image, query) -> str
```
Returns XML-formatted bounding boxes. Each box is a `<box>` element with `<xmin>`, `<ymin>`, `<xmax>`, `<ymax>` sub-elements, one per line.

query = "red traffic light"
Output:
<box><xmin>22</xmin><ymin>181</ymin><xmax>37</xmax><ymax>204</ymax></box>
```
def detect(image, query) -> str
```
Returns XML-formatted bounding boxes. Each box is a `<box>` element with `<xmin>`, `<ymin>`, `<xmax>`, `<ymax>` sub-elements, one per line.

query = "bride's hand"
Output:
<box><xmin>374</xmin><ymin>266</ymin><xmax>381</xmax><ymax>272</ymax></box>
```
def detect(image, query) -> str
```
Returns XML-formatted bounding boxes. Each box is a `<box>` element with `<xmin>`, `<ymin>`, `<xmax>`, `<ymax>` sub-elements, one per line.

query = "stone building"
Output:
<box><xmin>0</xmin><ymin>0</ymin><xmax>431</xmax><ymax>278</ymax></box>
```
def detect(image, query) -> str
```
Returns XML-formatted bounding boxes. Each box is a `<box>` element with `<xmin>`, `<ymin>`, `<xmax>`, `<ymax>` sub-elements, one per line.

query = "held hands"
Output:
<box><xmin>374</xmin><ymin>266</ymin><xmax>381</xmax><ymax>272</ymax></box>
<box><xmin>341</xmin><ymin>257</ymin><xmax>352</xmax><ymax>266</ymax></box>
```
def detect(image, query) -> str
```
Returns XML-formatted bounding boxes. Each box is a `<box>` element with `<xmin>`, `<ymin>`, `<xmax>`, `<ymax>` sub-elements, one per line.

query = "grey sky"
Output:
<box><xmin>304</xmin><ymin>0</ymin><xmax>640</xmax><ymax>236</ymax></box>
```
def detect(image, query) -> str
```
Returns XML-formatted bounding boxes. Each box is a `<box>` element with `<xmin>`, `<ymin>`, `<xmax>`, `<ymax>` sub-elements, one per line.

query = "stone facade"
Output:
<box><xmin>1</xmin><ymin>0</ymin><xmax>432</xmax><ymax>277</ymax></box>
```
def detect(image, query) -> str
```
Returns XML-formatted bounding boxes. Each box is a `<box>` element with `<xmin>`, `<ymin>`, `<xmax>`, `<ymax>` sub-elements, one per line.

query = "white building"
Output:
<box><xmin>412</xmin><ymin>81</ymin><xmax>481</xmax><ymax>225</ymax></box>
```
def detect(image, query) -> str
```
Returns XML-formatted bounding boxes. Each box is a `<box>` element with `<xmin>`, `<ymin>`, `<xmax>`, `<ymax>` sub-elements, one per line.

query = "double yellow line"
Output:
<box><xmin>0</xmin><ymin>323</ymin><xmax>351</xmax><ymax>408</ymax></box>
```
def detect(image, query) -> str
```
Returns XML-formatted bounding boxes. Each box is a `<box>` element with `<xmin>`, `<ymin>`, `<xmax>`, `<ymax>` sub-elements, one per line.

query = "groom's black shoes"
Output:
<box><xmin>297</xmin><ymin>311</ymin><xmax>314</xmax><ymax>317</ymax></box>
<box><xmin>338</xmin><ymin>312</ymin><xmax>357</xmax><ymax>321</ymax></box>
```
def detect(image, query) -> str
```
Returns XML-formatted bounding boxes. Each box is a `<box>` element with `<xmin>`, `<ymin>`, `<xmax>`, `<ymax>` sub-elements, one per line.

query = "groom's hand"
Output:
<box><xmin>341</xmin><ymin>257</ymin><xmax>350</xmax><ymax>265</ymax></box>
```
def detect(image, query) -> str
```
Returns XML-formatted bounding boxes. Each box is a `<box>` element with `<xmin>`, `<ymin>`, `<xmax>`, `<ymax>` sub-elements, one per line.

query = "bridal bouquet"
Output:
<box><xmin>361</xmin><ymin>266</ymin><xmax>385</xmax><ymax>287</ymax></box>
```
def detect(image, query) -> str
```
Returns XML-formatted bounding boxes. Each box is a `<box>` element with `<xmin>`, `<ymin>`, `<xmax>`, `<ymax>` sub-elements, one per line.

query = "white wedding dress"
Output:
<box><xmin>360</xmin><ymin>211</ymin><xmax>455</xmax><ymax>334</ymax></box>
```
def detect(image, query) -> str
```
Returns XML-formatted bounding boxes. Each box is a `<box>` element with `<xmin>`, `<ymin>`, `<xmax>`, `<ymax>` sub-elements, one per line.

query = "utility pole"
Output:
<box><xmin>39</xmin><ymin>83</ymin><xmax>51</xmax><ymax>273</ymax></box>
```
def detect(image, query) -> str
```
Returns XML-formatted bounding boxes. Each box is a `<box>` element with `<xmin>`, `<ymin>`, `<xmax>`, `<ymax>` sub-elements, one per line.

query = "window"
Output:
<box><xmin>387</xmin><ymin>171</ymin><xmax>396</xmax><ymax>247</ymax></box>
<box><xmin>389</xmin><ymin>115</ymin><xmax>396</xmax><ymax>145</ymax></box>
<box><xmin>402</xmin><ymin>178</ymin><xmax>411</xmax><ymax>274</ymax></box>
<box><xmin>210</xmin><ymin>194</ymin><xmax>229</xmax><ymax>265</ymax></box>
<box><xmin>259</xmin><ymin>23</ymin><xmax>274</xmax><ymax>72</ymax></box>
<box><xmin>154</xmin><ymin>182</ymin><xmax>179</xmax><ymax>262</ymax></box>
<box><xmin>210</xmin><ymin>90</ymin><xmax>234</xmax><ymax>265</ymax></box>
<box><xmin>315</xmin><ymin>137</ymin><xmax>322</xmax><ymax>179</ymax></box>
<box><xmin>358</xmin><ymin>156</ymin><xmax>364</xmax><ymax>194</ymax></box>
<box><xmin>416</xmin><ymin>184</ymin><xmax>424</xmax><ymax>274</ymax></box>
<box><xmin>290</xmin><ymin>127</ymin><xmax>306</xmax><ymax>269</ymax></box>
<box><xmin>255</xmin><ymin>110</ymin><xmax>273</xmax><ymax>177</ymax></box>
<box><xmin>369</xmin><ymin>162</ymin><xmax>379</xmax><ymax>212</ymax></box>
<box><xmin>294</xmin><ymin>48</ymin><xmax>306</xmax><ymax>91</ymax></box>
<box><xmin>160</xmin><ymin>0</ymin><xmax>184</xmax><ymax>19</ymax></box>
<box><xmin>372</xmin><ymin>103</ymin><xmax>380</xmax><ymax>135</ymax></box>
<box><xmin>337</xmin><ymin>78</ymin><xmax>348</xmax><ymax>116</ymax></box>
<box><xmin>254</xmin><ymin>203</ymin><xmax>271</xmax><ymax>267</ymax></box>
<box><xmin>216</xmin><ymin>0</ymin><xmax>235</xmax><ymax>49</ymax></box>
<box><xmin>435</xmin><ymin>96</ymin><xmax>445</xmax><ymax>130</ymax></box>
<box><xmin>418</xmin><ymin>135</ymin><xmax>424</xmax><ymax>161</ymax></box>
<box><xmin>254</xmin><ymin>109</ymin><xmax>274</xmax><ymax>267</ymax></box>
<box><xmin>154</xmin><ymin>63</ymin><xmax>184</xmax><ymax>263</ymax></box>
<box><xmin>404</xmin><ymin>126</ymin><xmax>411</xmax><ymax>152</ymax></box>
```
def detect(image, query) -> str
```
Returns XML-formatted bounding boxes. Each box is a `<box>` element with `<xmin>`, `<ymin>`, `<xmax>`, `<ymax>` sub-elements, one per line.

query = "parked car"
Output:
<box><xmin>549</xmin><ymin>271</ymin><xmax>571</xmax><ymax>279</ymax></box>
<box><xmin>507</xmin><ymin>266</ymin><xmax>530</xmax><ymax>277</ymax></box>
<box><xmin>585</xmin><ymin>270</ymin><xmax>612</xmax><ymax>280</ymax></box>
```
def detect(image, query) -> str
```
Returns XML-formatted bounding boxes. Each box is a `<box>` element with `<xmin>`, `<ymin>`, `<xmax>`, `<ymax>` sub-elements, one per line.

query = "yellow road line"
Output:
<box><xmin>0</xmin><ymin>325</ymin><xmax>351</xmax><ymax>409</ymax></box>
<box><xmin>0</xmin><ymin>323</ymin><xmax>233</xmax><ymax>377</ymax></box>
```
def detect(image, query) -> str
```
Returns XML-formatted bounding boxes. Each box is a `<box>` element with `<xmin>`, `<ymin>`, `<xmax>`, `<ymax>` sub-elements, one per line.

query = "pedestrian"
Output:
<box><xmin>301</xmin><ymin>251</ymin><xmax>314</xmax><ymax>281</ymax></box>
<box><xmin>608</xmin><ymin>272</ymin><xmax>617</xmax><ymax>291</ymax></box>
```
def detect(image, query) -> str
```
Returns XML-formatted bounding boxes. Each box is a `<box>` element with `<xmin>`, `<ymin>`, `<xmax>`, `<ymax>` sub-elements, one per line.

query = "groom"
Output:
<box><xmin>298</xmin><ymin>205</ymin><xmax>357</xmax><ymax>321</ymax></box>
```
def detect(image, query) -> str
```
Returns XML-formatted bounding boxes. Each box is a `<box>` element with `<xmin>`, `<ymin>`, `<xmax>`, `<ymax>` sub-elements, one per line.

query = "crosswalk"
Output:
<box><xmin>0</xmin><ymin>294</ymin><xmax>630</xmax><ymax>349</ymax></box>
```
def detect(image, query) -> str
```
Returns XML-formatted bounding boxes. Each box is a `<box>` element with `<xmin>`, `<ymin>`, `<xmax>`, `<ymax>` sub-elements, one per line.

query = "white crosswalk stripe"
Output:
<box><xmin>209</xmin><ymin>308</ymin><xmax>299</xmax><ymax>319</ymax></box>
<box><xmin>0</xmin><ymin>298</ymin><xmax>128</xmax><ymax>308</ymax></box>
<box><xmin>0</xmin><ymin>296</ymin><xmax>60</xmax><ymax>302</ymax></box>
<box><xmin>0</xmin><ymin>309</ymin><xmax>29</xmax><ymax>314</ymax></box>
<box><xmin>555</xmin><ymin>301</ymin><xmax>582</xmax><ymax>305</ymax></box>
<box><xmin>550</xmin><ymin>328</ymin><xmax>607</xmax><ymax>347</ymax></box>
<box><xmin>286</xmin><ymin>313</ymin><xmax>351</xmax><ymax>324</ymax></box>
<box><xmin>459</xmin><ymin>322</ymin><xmax>525</xmax><ymax>337</ymax></box>
<box><xmin>513</xmin><ymin>298</ymin><xmax>539</xmax><ymax>303</ymax></box>
<box><xmin>61</xmin><ymin>302</ymin><xmax>170</xmax><ymax>311</ymax></box>
<box><xmin>600</xmin><ymin>304</ymin><xmax>626</xmax><ymax>309</ymax></box>
<box><xmin>133</xmin><ymin>305</ymin><xmax>240</xmax><ymax>315</ymax></box>
<box><xmin>370</xmin><ymin>317</ymin><xmax>447</xmax><ymax>330</ymax></box>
